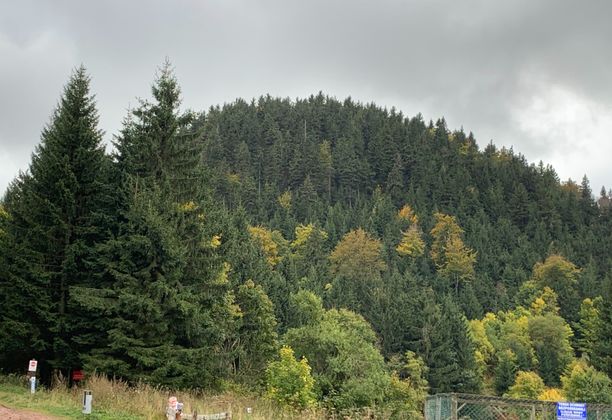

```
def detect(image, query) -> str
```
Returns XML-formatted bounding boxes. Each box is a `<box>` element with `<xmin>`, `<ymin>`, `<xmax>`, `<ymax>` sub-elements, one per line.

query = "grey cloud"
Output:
<box><xmin>1</xmin><ymin>0</ymin><xmax>611</xmax><ymax>193</ymax></box>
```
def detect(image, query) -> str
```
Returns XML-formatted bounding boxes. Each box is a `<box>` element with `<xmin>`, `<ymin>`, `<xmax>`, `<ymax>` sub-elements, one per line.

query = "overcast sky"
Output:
<box><xmin>1</xmin><ymin>0</ymin><xmax>611</xmax><ymax>195</ymax></box>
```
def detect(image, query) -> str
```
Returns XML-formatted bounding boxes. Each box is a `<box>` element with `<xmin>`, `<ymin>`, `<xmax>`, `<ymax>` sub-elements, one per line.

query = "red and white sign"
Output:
<box><xmin>72</xmin><ymin>370</ymin><xmax>84</xmax><ymax>381</ymax></box>
<box><xmin>28</xmin><ymin>359</ymin><xmax>38</xmax><ymax>372</ymax></box>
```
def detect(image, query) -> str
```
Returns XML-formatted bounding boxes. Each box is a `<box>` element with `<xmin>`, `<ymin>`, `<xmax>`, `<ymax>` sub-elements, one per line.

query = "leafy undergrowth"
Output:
<box><xmin>0</xmin><ymin>374</ymin><xmax>327</xmax><ymax>419</ymax></box>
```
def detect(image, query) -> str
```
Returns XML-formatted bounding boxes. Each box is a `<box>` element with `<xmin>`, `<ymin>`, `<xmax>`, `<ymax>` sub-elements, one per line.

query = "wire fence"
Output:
<box><xmin>425</xmin><ymin>393</ymin><xmax>612</xmax><ymax>420</ymax></box>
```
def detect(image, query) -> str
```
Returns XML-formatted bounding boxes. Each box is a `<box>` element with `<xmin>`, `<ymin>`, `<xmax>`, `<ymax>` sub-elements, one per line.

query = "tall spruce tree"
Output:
<box><xmin>0</xmin><ymin>67</ymin><xmax>109</xmax><ymax>377</ymax></box>
<box><xmin>592</xmin><ymin>279</ymin><xmax>612</xmax><ymax>377</ymax></box>
<box><xmin>86</xmin><ymin>62</ymin><xmax>239</xmax><ymax>388</ymax></box>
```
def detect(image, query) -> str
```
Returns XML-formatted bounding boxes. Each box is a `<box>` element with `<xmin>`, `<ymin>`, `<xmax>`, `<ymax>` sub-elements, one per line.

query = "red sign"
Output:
<box><xmin>28</xmin><ymin>360</ymin><xmax>38</xmax><ymax>372</ymax></box>
<box><xmin>72</xmin><ymin>370</ymin><xmax>84</xmax><ymax>381</ymax></box>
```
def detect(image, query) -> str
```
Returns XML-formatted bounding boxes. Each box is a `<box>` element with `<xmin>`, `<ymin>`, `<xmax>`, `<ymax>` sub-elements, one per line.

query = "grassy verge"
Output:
<box><xmin>0</xmin><ymin>374</ymin><xmax>324</xmax><ymax>419</ymax></box>
<box><xmin>0</xmin><ymin>376</ymin><xmax>140</xmax><ymax>419</ymax></box>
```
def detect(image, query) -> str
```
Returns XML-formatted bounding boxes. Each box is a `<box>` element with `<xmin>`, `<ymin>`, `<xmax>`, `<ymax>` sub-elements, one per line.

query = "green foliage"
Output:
<box><xmin>284</xmin><ymin>308</ymin><xmax>390</xmax><ymax>409</ymax></box>
<box><xmin>575</xmin><ymin>296</ymin><xmax>602</xmax><ymax>359</ymax></box>
<box><xmin>290</xmin><ymin>224</ymin><xmax>329</xmax><ymax>288</ymax></box>
<box><xmin>469</xmin><ymin>319</ymin><xmax>495</xmax><ymax>378</ymax></box>
<box><xmin>438</xmin><ymin>297</ymin><xmax>482</xmax><ymax>393</ymax></box>
<box><xmin>265</xmin><ymin>346</ymin><xmax>316</xmax><ymax>409</ymax></box>
<box><xmin>531</xmin><ymin>255</ymin><xmax>581</xmax><ymax>322</ymax></box>
<box><xmin>0</xmin><ymin>66</ymin><xmax>110</xmax><ymax>376</ymax></box>
<box><xmin>385</xmin><ymin>350</ymin><xmax>430</xmax><ymax>418</ymax></box>
<box><xmin>287</xmin><ymin>290</ymin><xmax>324</xmax><ymax>328</ymax></box>
<box><xmin>494</xmin><ymin>350</ymin><xmax>518</xmax><ymax>395</ymax></box>
<box><xmin>234</xmin><ymin>280</ymin><xmax>278</xmax><ymax>379</ymax></box>
<box><xmin>561</xmin><ymin>360</ymin><xmax>612</xmax><ymax>404</ymax></box>
<box><xmin>528</xmin><ymin>313</ymin><xmax>574</xmax><ymax>386</ymax></box>
<box><xmin>83</xmin><ymin>63</ymin><xmax>239</xmax><ymax>389</ymax></box>
<box><xmin>592</xmin><ymin>280</ymin><xmax>612</xmax><ymax>377</ymax></box>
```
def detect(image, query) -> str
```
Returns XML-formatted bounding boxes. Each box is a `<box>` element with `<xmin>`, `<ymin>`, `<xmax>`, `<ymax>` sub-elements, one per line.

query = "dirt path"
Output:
<box><xmin>0</xmin><ymin>404</ymin><xmax>59</xmax><ymax>419</ymax></box>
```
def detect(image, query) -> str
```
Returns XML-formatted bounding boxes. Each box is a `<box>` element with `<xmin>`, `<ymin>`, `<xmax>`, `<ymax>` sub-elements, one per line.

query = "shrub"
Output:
<box><xmin>265</xmin><ymin>346</ymin><xmax>316</xmax><ymax>409</ymax></box>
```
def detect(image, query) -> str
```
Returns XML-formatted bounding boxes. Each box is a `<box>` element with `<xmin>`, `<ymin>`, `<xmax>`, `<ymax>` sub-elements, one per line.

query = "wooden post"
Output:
<box><xmin>451</xmin><ymin>394</ymin><xmax>458</xmax><ymax>420</ymax></box>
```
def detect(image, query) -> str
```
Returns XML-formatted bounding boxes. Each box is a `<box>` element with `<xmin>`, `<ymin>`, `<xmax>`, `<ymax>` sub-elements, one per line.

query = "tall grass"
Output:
<box><xmin>0</xmin><ymin>374</ymin><xmax>327</xmax><ymax>419</ymax></box>
<box><xmin>84</xmin><ymin>374</ymin><xmax>327</xmax><ymax>419</ymax></box>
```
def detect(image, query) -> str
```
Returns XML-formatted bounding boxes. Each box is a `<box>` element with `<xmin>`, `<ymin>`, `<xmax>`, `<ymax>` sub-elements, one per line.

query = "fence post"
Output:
<box><xmin>436</xmin><ymin>396</ymin><xmax>442</xmax><ymax>420</ymax></box>
<box><xmin>451</xmin><ymin>394</ymin><xmax>458</xmax><ymax>420</ymax></box>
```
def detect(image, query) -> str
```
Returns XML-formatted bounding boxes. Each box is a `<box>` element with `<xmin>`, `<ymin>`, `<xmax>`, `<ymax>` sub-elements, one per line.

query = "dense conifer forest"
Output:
<box><xmin>1</xmin><ymin>64</ymin><xmax>611</xmax><ymax>414</ymax></box>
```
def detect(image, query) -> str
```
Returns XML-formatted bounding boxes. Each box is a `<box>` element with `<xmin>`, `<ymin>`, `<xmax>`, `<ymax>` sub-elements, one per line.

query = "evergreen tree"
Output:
<box><xmin>0</xmin><ymin>66</ymin><xmax>109</xmax><ymax>376</ymax></box>
<box><xmin>494</xmin><ymin>349</ymin><xmax>518</xmax><ymax>395</ymax></box>
<box><xmin>440</xmin><ymin>296</ymin><xmax>482</xmax><ymax>392</ymax></box>
<box><xmin>386</xmin><ymin>153</ymin><xmax>404</xmax><ymax>205</ymax></box>
<box><xmin>234</xmin><ymin>279</ymin><xmax>278</xmax><ymax>380</ymax></box>
<box><xmin>575</xmin><ymin>296</ymin><xmax>602</xmax><ymax>359</ymax></box>
<box><xmin>86</xmin><ymin>63</ymin><xmax>237</xmax><ymax>388</ymax></box>
<box><xmin>592</xmin><ymin>279</ymin><xmax>612</xmax><ymax>377</ymax></box>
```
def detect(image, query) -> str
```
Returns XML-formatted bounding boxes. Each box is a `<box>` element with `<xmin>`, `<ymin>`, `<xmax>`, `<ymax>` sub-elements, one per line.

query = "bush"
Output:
<box><xmin>561</xmin><ymin>360</ymin><xmax>612</xmax><ymax>404</ymax></box>
<box><xmin>504</xmin><ymin>371</ymin><xmax>545</xmax><ymax>400</ymax></box>
<box><xmin>265</xmin><ymin>346</ymin><xmax>316</xmax><ymax>409</ymax></box>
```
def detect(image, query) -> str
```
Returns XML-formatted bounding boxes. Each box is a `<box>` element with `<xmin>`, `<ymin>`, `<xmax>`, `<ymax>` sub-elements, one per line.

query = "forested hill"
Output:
<box><xmin>200</xmin><ymin>92</ymin><xmax>612</xmax><ymax>314</ymax></box>
<box><xmin>1</xmin><ymin>65</ymin><xmax>611</xmax><ymax>412</ymax></box>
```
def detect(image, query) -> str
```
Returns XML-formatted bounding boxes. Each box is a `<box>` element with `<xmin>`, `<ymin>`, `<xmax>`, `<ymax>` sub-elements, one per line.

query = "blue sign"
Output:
<box><xmin>557</xmin><ymin>402</ymin><xmax>587</xmax><ymax>420</ymax></box>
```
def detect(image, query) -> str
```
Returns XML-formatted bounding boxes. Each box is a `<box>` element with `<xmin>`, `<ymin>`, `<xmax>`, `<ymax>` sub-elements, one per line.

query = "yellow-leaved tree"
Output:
<box><xmin>329</xmin><ymin>228</ymin><xmax>387</xmax><ymax>312</ymax></box>
<box><xmin>330</xmin><ymin>228</ymin><xmax>387</xmax><ymax>280</ymax></box>
<box><xmin>291</xmin><ymin>223</ymin><xmax>328</xmax><ymax>252</ymax></box>
<box><xmin>396</xmin><ymin>204</ymin><xmax>425</xmax><ymax>258</ymax></box>
<box><xmin>430</xmin><ymin>212</ymin><xmax>476</xmax><ymax>293</ymax></box>
<box><xmin>538</xmin><ymin>388</ymin><xmax>565</xmax><ymax>402</ymax></box>
<box><xmin>248</xmin><ymin>225</ymin><xmax>287</xmax><ymax>267</ymax></box>
<box><xmin>530</xmin><ymin>254</ymin><xmax>581</xmax><ymax>321</ymax></box>
<box><xmin>265</xmin><ymin>345</ymin><xmax>316</xmax><ymax>408</ymax></box>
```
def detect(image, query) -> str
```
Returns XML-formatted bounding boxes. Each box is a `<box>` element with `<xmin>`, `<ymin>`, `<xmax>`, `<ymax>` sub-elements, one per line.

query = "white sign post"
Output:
<box><xmin>82</xmin><ymin>390</ymin><xmax>93</xmax><ymax>414</ymax></box>
<box><xmin>27</xmin><ymin>359</ymin><xmax>38</xmax><ymax>394</ymax></box>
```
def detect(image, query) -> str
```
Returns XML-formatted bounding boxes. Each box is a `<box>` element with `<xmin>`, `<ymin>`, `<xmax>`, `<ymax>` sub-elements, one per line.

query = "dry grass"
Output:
<box><xmin>84</xmin><ymin>374</ymin><xmax>331</xmax><ymax>419</ymax></box>
<box><xmin>0</xmin><ymin>374</ymin><xmax>328</xmax><ymax>419</ymax></box>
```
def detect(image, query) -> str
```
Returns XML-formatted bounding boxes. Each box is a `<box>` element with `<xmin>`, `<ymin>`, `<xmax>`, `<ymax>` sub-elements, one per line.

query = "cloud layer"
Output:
<box><xmin>1</xmin><ymin>0</ymin><xmax>610</xmax><ymax>194</ymax></box>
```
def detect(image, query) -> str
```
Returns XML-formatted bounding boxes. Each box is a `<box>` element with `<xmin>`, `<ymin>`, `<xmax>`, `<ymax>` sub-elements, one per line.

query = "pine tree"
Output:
<box><xmin>421</xmin><ymin>299</ymin><xmax>458</xmax><ymax>393</ymax></box>
<box><xmin>575</xmin><ymin>296</ymin><xmax>602</xmax><ymax>359</ymax></box>
<box><xmin>386</xmin><ymin>153</ymin><xmax>404</xmax><ymax>205</ymax></box>
<box><xmin>87</xmin><ymin>62</ymin><xmax>237</xmax><ymax>388</ymax></box>
<box><xmin>0</xmin><ymin>66</ymin><xmax>110</xmax><ymax>376</ymax></box>
<box><xmin>114</xmin><ymin>60</ymin><xmax>203</xmax><ymax>202</ymax></box>
<box><xmin>442</xmin><ymin>296</ymin><xmax>482</xmax><ymax>392</ymax></box>
<box><xmin>592</xmin><ymin>280</ymin><xmax>612</xmax><ymax>377</ymax></box>
<box><xmin>233</xmin><ymin>280</ymin><xmax>278</xmax><ymax>379</ymax></box>
<box><xmin>494</xmin><ymin>349</ymin><xmax>518</xmax><ymax>395</ymax></box>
